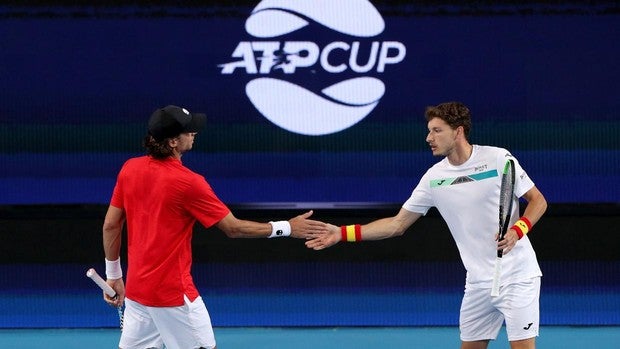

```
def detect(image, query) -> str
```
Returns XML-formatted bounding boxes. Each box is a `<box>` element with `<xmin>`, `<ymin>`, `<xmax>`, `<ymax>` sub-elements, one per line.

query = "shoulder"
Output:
<box><xmin>177</xmin><ymin>163</ymin><xmax>203</xmax><ymax>181</ymax></box>
<box><xmin>474</xmin><ymin>145</ymin><xmax>514</xmax><ymax>163</ymax></box>
<box><xmin>174</xmin><ymin>164</ymin><xmax>212</xmax><ymax>189</ymax></box>
<box><xmin>120</xmin><ymin>155</ymin><xmax>148</xmax><ymax>170</ymax></box>
<box><xmin>427</xmin><ymin>157</ymin><xmax>449</xmax><ymax>172</ymax></box>
<box><xmin>419</xmin><ymin>158</ymin><xmax>449</xmax><ymax>182</ymax></box>
<box><xmin>126</xmin><ymin>155</ymin><xmax>150</xmax><ymax>163</ymax></box>
<box><xmin>475</xmin><ymin>144</ymin><xmax>510</xmax><ymax>156</ymax></box>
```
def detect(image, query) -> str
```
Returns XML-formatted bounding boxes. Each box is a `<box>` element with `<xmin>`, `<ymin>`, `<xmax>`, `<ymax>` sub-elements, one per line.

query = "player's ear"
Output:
<box><xmin>167</xmin><ymin>137</ymin><xmax>179</xmax><ymax>148</ymax></box>
<box><xmin>453</xmin><ymin>126</ymin><xmax>462</xmax><ymax>139</ymax></box>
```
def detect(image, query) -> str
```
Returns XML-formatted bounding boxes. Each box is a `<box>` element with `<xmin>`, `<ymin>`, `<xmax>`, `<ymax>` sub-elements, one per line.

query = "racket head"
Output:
<box><xmin>497</xmin><ymin>159</ymin><xmax>516</xmax><ymax>257</ymax></box>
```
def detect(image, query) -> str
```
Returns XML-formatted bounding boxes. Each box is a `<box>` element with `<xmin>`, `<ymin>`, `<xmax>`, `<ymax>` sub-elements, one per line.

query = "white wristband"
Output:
<box><xmin>268</xmin><ymin>221</ymin><xmax>291</xmax><ymax>238</ymax></box>
<box><xmin>105</xmin><ymin>257</ymin><xmax>123</xmax><ymax>280</ymax></box>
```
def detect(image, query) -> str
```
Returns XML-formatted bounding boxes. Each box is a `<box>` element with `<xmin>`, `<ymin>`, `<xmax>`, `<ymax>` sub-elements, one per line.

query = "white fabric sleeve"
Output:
<box><xmin>501</xmin><ymin>151</ymin><xmax>535</xmax><ymax>198</ymax></box>
<box><xmin>402</xmin><ymin>172</ymin><xmax>433</xmax><ymax>215</ymax></box>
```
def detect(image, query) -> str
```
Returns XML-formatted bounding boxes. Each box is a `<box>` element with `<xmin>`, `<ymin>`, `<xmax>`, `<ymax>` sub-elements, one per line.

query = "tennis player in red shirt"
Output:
<box><xmin>101</xmin><ymin>105</ymin><xmax>327</xmax><ymax>349</ymax></box>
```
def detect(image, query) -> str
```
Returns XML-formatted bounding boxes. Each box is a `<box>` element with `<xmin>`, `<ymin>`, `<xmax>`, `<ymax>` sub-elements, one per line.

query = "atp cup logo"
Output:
<box><xmin>219</xmin><ymin>0</ymin><xmax>406</xmax><ymax>136</ymax></box>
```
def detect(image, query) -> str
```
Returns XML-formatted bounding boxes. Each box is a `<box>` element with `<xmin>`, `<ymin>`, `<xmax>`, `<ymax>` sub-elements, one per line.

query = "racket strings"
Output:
<box><xmin>117</xmin><ymin>305</ymin><xmax>124</xmax><ymax>331</ymax></box>
<box><xmin>492</xmin><ymin>159</ymin><xmax>516</xmax><ymax>296</ymax></box>
<box><xmin>498</xmin><ymin>162</ymin><xmax>516</xmax><ymax>237</ymax></box>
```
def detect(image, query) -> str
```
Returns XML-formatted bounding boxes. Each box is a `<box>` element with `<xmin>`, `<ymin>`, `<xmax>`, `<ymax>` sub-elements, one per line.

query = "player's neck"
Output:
<box><xmin>171</xmin><ymin>148</ymin><xmax>183</xmax><ymax>160</ymax></box>
<box><xmin>447</xmin><ymin>143</ymin><xmax>473</xmax><ymax>166</ymax></box>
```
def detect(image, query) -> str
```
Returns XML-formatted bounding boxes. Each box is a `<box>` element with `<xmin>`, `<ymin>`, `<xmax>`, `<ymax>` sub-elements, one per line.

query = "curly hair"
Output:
<box><xmin>143</xmin><ymin>134</ymin><xmax>175</xmax><ymax>159</ymax></box>
<box><xmin>424</xmin><ymin>101</ymin><xmax>472</xmax><ymax>139</ymax></box>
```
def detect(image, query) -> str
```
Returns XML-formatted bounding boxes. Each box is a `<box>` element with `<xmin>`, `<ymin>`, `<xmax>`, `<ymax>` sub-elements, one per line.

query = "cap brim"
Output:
<box><xmin>185</xmin><ymin>113</ymin><xmax>206</xmax><ymax>133</ymax></box>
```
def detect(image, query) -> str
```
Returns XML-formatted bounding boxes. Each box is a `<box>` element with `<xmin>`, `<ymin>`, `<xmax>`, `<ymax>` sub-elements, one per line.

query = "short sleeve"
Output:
<box><xmin>186</xmin><ymin>176</ymin><xmax>231</xmax><ymax>228</ymax></box>
<box><xmin>499</xmin><ymin>152</ymin><xmax>535</xmax><ymax>199</ymax></box>
<box><xmin>110</xmin><ymin>163</ymin><xmax>126</xmax><ymax>209</ymax></box>
<box><xmin>402</xmin><ymin>171</ymin><xmax>433</xmax><ymax>215</ymax></box>
<box><xmin>512</xmin><ymin>157</ymin><xmax>535</xmax><ymax>198</ymax></box>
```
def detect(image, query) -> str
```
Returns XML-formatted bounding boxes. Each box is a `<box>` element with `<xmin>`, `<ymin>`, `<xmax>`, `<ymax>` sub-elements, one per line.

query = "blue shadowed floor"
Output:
<box><xmin>1</xmin><ymin>263</ymin><xmax>619</xmax><ymax>348</ymax></box>
<box><xmin>1</xmin><ymin>262</ymin><xmax>619</xmax><ymax>328</ymax></box>
<box><xmin>1</xmin><ymin>327</ymin><xmax>619</xmax><ymax>349</ymax></box>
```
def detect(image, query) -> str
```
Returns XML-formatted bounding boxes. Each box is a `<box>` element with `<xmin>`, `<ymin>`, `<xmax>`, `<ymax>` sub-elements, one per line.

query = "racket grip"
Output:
<box><xmin>497</xmin><ymin>235</ymin><xmax>504</xmax><ymax>258</ymax></box>
<box><xmin>491</xmin><ymin>257</ymin><xmax>502</xmax><ymax>297</ymax></box>
<box><xmin>86</xmin><ymin>268</ymin><xmax>117</xmax><ymax>298</ymax></box>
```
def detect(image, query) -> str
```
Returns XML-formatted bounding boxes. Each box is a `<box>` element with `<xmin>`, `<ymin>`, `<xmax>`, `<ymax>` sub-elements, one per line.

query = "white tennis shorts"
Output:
<box><xmin>459</xmin><ymin>277</ymin><xmax>540</xmax><ymax>342</ymax></box>
<box><xmin>119</xmin><ymin>295</ymin><xmax>216</xmax><ymax>349</ymax></box>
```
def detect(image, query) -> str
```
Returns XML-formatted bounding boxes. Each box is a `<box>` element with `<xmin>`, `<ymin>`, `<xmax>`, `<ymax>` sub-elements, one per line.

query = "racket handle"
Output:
<box><xmin>497</xmin><ymin>235</ymin><xmax>504</xmax><ymax>258</ymax></box>
<box><xmin>86</xmin><ymin>268</ymin><xmax>117</xmax><ymax>298</ymax></box>
<box><xmin>491</xmin><ymin>257</ymin><xmax>502</xmax><ymax>297</ymax></box>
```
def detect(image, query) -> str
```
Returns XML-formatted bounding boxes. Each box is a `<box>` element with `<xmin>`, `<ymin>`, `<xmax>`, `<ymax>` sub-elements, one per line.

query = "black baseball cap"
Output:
<box><xmin>148</xmin><ymin>105</ymin><xmax>206</xmax><ymax>141</ymax></box>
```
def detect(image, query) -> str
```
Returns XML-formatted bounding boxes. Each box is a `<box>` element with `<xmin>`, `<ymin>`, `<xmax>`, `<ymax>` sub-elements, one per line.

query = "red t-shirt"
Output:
<box><xmin>110</xmin><ymin>156</ymin><xmax>230</xmax><ymax>306</ymax></box>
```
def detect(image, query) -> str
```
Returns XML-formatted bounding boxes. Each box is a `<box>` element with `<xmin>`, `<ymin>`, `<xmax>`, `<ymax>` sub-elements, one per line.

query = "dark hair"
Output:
<box><xmin>143</xmin><ymin>134</ymin><xmax>175</xmax><ymax>159</ymax></box>
<box><xmin>424</xmin><ymin>101</ymin><xmax>472</xmax><ymax>138</ymax></box>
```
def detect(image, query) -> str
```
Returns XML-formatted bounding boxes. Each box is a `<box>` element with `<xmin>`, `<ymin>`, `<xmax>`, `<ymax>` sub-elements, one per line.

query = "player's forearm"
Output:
<box><xmin>363</xmin><ymin>209</ymin><xmax>422</xmax><ymax>240</ymax></box>
<box><xmin>341</xmin><ymin>217</ymin><xmax>408</xmax><ymax>242</ymax></box>
<box><xmin>521</xmin><ymin>187</ymin><xmax>547</xmax><ymax>227</ymax></box>
<box><xmin>102</xmin><ymin>207</ymin><xmax>125</xmax><ymax>260</ymax></box>
<box><xmin>103</xmin><ymin>226</ymin><xmax>123</xmax><ymax>260</ymax></box>
<box><xmin>226</xmin><ymin>219</ymin><xmax>272</xmax><ymax>238</ymax></box>
<box><xmin>360</xmin><ymin>218</ymin><xmax>405</xmax><ymax>240</ymax></box>
<box><xmin>216</xmin><ymin>213</ymin><xmax>272</xmax><ymax>238</ymax></box>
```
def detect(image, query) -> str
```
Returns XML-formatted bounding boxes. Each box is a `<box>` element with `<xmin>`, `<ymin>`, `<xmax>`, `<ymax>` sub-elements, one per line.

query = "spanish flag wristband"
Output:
<box><xmin>512</xmin><ymin>217</ymin><xmax>532</xmax><ymax>240</ymax></box>
<box><xmin>341</xmin><ymin>224</ymin><xmax>362</xmax><ymax>242</ymax></box>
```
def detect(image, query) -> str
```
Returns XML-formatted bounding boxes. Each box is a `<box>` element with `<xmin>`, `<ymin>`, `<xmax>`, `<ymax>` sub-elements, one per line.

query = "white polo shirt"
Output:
<box><xmin>403</xmin><ymin>145</ymin><xmax>542</xmax><ymax>289</ymax></box>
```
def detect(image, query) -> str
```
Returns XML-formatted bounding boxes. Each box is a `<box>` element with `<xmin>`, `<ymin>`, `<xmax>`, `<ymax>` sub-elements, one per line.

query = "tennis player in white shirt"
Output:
<box><xmin>307</xmin><ymin>101</ymin><xmax>547</xmax><ymax>349</ymax></box>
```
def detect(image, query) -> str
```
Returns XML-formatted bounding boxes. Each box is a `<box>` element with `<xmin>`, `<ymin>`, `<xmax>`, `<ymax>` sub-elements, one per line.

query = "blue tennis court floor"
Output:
<box><xmin>1</xmin><ymin>326</ymin><xmax>619</xmax><ymax>349</ymax></box>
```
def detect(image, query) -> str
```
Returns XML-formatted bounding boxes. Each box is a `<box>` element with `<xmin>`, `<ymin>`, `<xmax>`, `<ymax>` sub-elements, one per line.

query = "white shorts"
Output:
<box><xmin>459</xmin><ymin>277</ymin><xmax>540</xmax><ymax>342</ymax></box>
<box><xmin>119</xmin><ymin>295</ymin><xmax>216</xmax><ymax>349</ymax></box>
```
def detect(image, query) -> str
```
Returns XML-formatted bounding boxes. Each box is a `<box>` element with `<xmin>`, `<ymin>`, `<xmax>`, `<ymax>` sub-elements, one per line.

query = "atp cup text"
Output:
<box><xmin>220</xmin><ymin>41</ymin><xmax>406</xmax><ymax>74</ymax></box>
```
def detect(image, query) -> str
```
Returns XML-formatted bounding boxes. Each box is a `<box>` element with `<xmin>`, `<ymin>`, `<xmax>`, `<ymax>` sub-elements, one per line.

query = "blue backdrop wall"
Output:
<box><xmin>0</xmin><ymin>3</ymin><xmax>618</xmax><ymax>205</ymax></box>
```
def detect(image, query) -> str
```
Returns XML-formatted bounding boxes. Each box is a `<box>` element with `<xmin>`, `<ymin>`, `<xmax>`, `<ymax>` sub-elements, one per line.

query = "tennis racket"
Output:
<box><xmin>86</xmin><ymin>268</ymin><xmax>124</xmax><ymax>330</ymax></box>
<box><xmin>491</xmin><ymin>159</ymin><xmax>515</xmax><ymax>297</ymax></box>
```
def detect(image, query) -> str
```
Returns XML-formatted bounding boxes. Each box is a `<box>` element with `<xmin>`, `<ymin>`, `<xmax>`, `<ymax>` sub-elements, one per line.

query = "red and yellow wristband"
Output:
<box><xmin>512</xmin><ymin>216</ymin><xmax>532</xmax><ymax>240</ymax></box>
<box><xmin>341</xmin><ymin>224</ymin><xmax>362</xmax><ymax>242</ymax></box>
